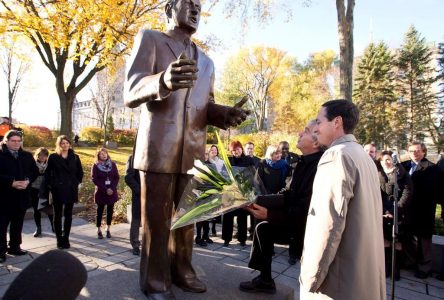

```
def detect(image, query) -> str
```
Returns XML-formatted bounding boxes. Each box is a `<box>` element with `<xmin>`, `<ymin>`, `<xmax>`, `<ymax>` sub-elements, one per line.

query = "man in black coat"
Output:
<box><xmin>402</xmin><ymin>141</ymin><xmax>441</xmax><ymax>279</ymax></box>
<box><xmin>125</xmin><ymin>155</ymin><xmax>141</xmax><ymax>256</ymax></box>
<box><xmin>0</xmin><ymin>130</ymin><xmax>38</xmax><ymax>263</ymax></box>
<box><xmin>239</xmin><ymin>120</ymin><xmax>323</xmax><ymax>294</ymax></box>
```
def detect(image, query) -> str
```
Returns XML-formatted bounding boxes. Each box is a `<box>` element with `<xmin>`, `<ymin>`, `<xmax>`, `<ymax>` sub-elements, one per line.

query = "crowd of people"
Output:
<box><xmin>1</xmin><ymin>101</ymin><xmax>444</xmax><ymax>298</ymax></box>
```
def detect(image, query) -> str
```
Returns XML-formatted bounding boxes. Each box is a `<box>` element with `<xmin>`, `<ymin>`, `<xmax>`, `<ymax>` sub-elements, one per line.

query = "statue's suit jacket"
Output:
<box><xmin>124</xmin><ymin>29</ymin><xmax>229</xmax><ymax>174</ymax></box>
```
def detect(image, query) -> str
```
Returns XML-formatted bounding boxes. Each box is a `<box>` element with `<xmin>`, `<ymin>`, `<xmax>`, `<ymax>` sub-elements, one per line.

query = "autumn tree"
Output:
<box><xmin>353</xmin><ymin>42</ymin><xmax>398</xmax><ymax>148</ymax></box>
<box><xmin>218</xmin><ymin>46</ymin><xmax>293</xmax><ymax>131</ymax></box>
<box><xmin>272</xmin><ymin>50</ymin><xmax>336</xmax><ymax>133</ymax></box>
<box><xmin>0</xmin><ymin>37</ymin><xmax>30</xmax><ymax>121</ymax></box>
<box><xmin>208</xmin><ymin>0</ymin><xmax>355</xmax><ymax>100</ymax></box>
<box><xmin>396</xmin><ymin>26</ymin><xmax>439</xmax><ymax>143</ymax></box>
<box><xmin>0</xmin><ymin>0</ymin><xmax>165</xmax><ymax>135</ymax></box>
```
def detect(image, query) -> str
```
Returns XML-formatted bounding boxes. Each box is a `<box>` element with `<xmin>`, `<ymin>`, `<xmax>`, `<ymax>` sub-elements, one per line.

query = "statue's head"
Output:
<box><xmin>165</xmin><ymin>0</ymin><xmax>201</xmax><ymax>34</ymax></box>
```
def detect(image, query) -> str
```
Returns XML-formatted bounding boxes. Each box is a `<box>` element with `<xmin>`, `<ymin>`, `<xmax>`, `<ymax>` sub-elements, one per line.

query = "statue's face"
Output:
<box><xmin>171</xmin><ymin>0</ymin><xmax>201</xmax><ymax>33</ymax></box>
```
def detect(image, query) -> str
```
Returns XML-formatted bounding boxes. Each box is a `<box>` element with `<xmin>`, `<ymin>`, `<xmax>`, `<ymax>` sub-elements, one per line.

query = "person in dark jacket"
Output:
<box><xmin>92</xmin><ymin>147</ymin><xmax>120</xmax><ymax>239</ymax></box>
<box><xmin>244</xmin><ymin>142</ymin><xmax>260</xmax><ymax>169</ymax></box>
<box><xmin>278</xmin><ymin>141</ymin><xmax>299</xmax><ymax>169</ymax></box>
<box><xmin>125</xmin><ymin>155</ymin><xmax>141</xmax><ymax>255</ymax></box>
<box><xmin>239</xmin><ymin>120</ymin><xmax>323</xmax><ymax>294</ymax></box>
<box><xmin>0</xmin><ymin>130</ymin><xmax>39</xmax><ymax>263</ymax></box>
<box><xmin>257</xmin><ymin>145</ymin><xmax>289</xmax><ymax>194</ymax></box>
<box><xmin>45</xmin><ymin>135</ymin><xmax>83</xmax><ymax>249</ymax></box>
<box><xmin>378</xmin><ymin>150</ymin><xmax>412</xmax><ymax>280</ymax></box>
<box><xmin>30</xmin><ymin>147</ymin><xmax>53</xmax><ymax>237</ymax></box>
<box><xmin>401</xmin><ymin>141</ymin><xmax>441</xmax><ymax>279</ymax></box>
<box><xmin>222</xmin><ymin>140</ymin><xmax>255</xmax><ymax>247</ymax></box>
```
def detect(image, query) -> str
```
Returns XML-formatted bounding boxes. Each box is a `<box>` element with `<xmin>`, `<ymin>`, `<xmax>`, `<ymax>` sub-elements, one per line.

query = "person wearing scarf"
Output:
<box><xmin>378</xmin><ymin>150</ymin><xmax>412</xmax><ymax>281</ymax></box>
<box><xmin>258</xmin><ymin>145</ymin><xmax>290</xmax><ymax>194</ymax></box>
<box><xmin>31</xmin><ymin>147</ymin><xmax>54</xmax><ymax>237</ymax></box>
<box><xmin>92</xmin><ymin>147</ymin><xmax>120</xmax><ymax>239</ymax></box>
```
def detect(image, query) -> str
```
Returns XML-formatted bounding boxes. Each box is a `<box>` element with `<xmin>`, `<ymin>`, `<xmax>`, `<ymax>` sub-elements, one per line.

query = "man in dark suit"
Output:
<box><xmin>124</xmin><ymin>1</ymin><xmax>248</xmax><ymax>298</ymax></box>
<box><xmin>124</xmin><ymin>155</ymin><xmax>141</xmax><ymax>256</ymax></box>
<box><xmin>402</xmin><ymin>141</ymin><xmax>440</xmax><ymax>279</ymax></box>
<box><xmin>0</xmin><ymin>130</ymin><xmax>38</xmax><ymax>263</ymax></box>
<box><xmin>239</xmin><ymin>120</ymin><xmax>323</xmax><ymax>294</ymax></box>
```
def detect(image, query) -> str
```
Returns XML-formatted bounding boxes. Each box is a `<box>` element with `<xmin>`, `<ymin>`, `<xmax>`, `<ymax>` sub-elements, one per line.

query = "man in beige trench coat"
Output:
<box><xmin>300</xmin><ymin>99</ymin><xmax>386</xmax><ymax>300</ymax></box>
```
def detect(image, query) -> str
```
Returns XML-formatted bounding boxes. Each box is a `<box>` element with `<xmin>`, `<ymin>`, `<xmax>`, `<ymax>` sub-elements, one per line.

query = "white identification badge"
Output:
<box><xmin>105</xmin><ymin>180</ymin><xmax>111</xmax><ymax>185</ymax></box>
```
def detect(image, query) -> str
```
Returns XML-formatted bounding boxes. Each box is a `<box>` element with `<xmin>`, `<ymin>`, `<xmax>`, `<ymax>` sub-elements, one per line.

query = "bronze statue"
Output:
<box><xmin>124</xmin><ymin>0</ymin><xmax>248</xmax><ymax>299</ymax></box>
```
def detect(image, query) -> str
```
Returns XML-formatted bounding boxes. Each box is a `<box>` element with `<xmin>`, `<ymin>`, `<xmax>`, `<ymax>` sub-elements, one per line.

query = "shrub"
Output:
<box><xmin>80</xmin><ymin>127</ymin><xmax>104</xmax><ymax>144</ymax></box>
<box><xmin>112</xmin><ymin>129</ymin><xmax>136</xmax><ymax>146</ymax></box>
<box><xmin>20</xmin><ymin>125</ymin><xmax>54</xmax><ymax>147</ymax></box>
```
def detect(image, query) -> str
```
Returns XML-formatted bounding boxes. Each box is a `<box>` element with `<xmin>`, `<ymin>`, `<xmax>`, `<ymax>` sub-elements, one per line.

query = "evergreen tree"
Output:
<box><xmin>436</xmin><ymin>42</ymin><xmax>444</xmax><ymax>150</ymax></box>
<box><xmin>396</xmin><ymin>26</ymin><xmax>438</xmax><ymax>143</ymax></box>
<box><xmin>353</xmin><ymin>42</ymin><xmax>398</xmax><ymax>148</ymax></box>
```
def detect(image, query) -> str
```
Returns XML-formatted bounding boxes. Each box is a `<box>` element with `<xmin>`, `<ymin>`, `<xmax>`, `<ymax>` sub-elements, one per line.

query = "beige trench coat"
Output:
<box><xmin>300</xmin><ymin>135</ymin><xmax>386</xmax><ymax>300</ymax></box>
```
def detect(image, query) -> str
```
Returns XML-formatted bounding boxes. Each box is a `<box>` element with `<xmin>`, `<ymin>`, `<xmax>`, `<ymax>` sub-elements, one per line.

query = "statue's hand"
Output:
<box><xmin>226</xmin><ymin>96</ymin><xmax>250</xmax><ymax>127</ymax></box>
<box><xmin>161</xmin><ymin>53</ymin><xmax>198</xmax><ymax>91</ymax></box>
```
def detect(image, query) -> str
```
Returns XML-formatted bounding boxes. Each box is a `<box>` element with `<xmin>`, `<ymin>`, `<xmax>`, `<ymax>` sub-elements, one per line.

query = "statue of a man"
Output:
<box><xmin>124</xmin><ymin>0</ymin><xmax>248</xmax><ymax>299</ymax></box>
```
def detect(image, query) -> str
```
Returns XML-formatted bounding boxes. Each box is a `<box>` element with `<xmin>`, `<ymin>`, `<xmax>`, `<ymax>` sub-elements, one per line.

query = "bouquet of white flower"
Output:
<box><xmin>170</xmin><ymin>133</ymin><xmax>264</xmax><ymax>230</ymax></box>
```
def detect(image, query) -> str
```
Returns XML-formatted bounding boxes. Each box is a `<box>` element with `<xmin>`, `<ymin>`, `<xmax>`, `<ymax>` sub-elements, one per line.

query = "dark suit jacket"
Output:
<box><xmin>124</xmin><ymin>29</ymin><xmax>230</xmax><ymax>173</ymax></box>
<box><xmin>0</xmin><ymin>144</ymin><xmax>38</xmax><ymax>212</ymax></box>
<box><xmin>402</xmin><ymin>158</ymin><xmax>440</xmax><ymax>237</ymax></box>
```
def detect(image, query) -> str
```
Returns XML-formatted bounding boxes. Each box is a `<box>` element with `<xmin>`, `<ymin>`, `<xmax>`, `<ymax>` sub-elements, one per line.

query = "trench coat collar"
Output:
<box><xmin>330</xmin><ymin>134</ymin><xmax>357</xmax><ymax>148</ymax></box>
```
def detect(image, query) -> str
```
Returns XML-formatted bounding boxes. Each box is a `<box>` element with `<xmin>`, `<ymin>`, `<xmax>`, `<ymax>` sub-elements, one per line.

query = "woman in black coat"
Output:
<box><xmin>378</xmin><ymin>150</ymin><xmax>412</xmax><ymax>280</ymax></box>
<box><xmin>221</xmin><ymin>140</ymin><xmax>255</xmax><ymax>247</ymax></box>
<box><xmin>45</xmin><ymin>135</ymin><xmax>83</xmax><ymax>249</ymax></box>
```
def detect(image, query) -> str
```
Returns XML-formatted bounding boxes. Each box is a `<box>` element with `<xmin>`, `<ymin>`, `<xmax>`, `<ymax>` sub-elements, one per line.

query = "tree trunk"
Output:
<box><xmin>8</xmin><ymin>90</ymin><xmax>12</xmax><ymax>121</ymax></box>
<box><xmin>58</xmin><ymin>91</ymin><xmax>75</xmax><ymax>137</ymax></box>
<box><xmin>336</xmin><ymin>0</ymin><xmax>355</xmax><ymax>101</ymax></box>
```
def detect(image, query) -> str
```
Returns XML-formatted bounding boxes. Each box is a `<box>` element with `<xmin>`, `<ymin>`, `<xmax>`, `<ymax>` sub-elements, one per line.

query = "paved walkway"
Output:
<box><xmin>0</xmin><ymin>217</ymin><xmax>443</xmax><ymax>299</ymax></box>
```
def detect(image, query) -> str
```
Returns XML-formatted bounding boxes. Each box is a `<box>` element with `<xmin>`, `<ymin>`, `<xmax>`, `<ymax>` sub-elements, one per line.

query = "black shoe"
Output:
<box><xmin>61</xmin><ymin>237</ymin><xmax>70</xmax><ymax>249</ymax></box>
<box><xmin>0</xmin><ymin>253</ymin><xmax>6</xmax><ymax>263</ymax></box>
<box><xmin>7</xmin><ymin>248</ymin><xmax>28</xmax><ymax>256</ymax></box>
<box><xmin>57</xmin><ymin>239</ymin><xmax>64</xmax><ymax>249</ymax></box>
<box><xmin>106</xmin><ymin>231</ymin><xmax>111</xmax><ymax>238</ymax></box>
<box><xmin>132</xmin><ymin>247</ymin><xmax>140</xmax><ymax>256</ymax></box>
<box><xmin>197</xmin><ymin>239</ymin><xmax>207</xmax><ymax>247</ymax></box>
<box><xmin>203</xmin><ymin>237</ymin><xmax>213</xmax><ymax>244</ymax></box>
<box><xmin>239</xmin><ymin>241</ymin><xmax>246</xmax><ymax>247</ymax></box>
<box><xmin>98</xmin><ymin>231</ymin><xmax>103</xmax><ymax>239</ymax></box>
<box><xmin>239</xmin><ymin>275</ymin><xmax>276</xmax><ymax>294</ymax></box>
<box><xmin>436</xmin><ymin>274</ymin><xmax>444</xmax><ymax>281</ymax></box>
<box><xmin>34</xmin><ymin>227</ymin><xmax>42</xmax><ymax>237</ymax></box>
<box><xmin>223</xmin><ymin>241</ymin><xmax>230</xmax><ymax>247</ymax></box>
<box><xmin>288</xmin><ymin>256</ymin><xmax>297</xmax><ymax>265</ymax></box>
<box><xmin>414</xmin><ymin>270</ymin><xmax>428</xmax><ymax>279</ymax></box>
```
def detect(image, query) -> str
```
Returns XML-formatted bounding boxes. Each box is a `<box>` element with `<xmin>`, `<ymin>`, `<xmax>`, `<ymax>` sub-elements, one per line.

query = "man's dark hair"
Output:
<box><xmin>3</xmin><ymin>130</ymin><xmax>22</xmax><ymax>142</ymax></box>
<box><xmin>322</xmin><ymin>99</ymin><xmax>359</xmax><ymax>134</ymax></box>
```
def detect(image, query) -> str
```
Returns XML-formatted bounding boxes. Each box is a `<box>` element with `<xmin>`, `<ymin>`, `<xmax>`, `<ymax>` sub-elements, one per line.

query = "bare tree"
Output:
<box><xmin>88</xmin><ymin>68</ymin><xmax>118</xmax><ymax>145</ymax></box>
<box><xmin>0</xmin><ymin>40</ymin><xmax>29</xmax><ymax>120</ymax></box>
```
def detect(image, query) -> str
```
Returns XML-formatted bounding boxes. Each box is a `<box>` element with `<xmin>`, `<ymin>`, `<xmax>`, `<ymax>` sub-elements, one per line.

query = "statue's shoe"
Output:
<box><xmin>173</xmin><ymin>275</ymin><xmax>206</xmax><ymax>293</ymax></box>
<box><xmin>143</xmin><ymin>290</ymin><xmax>176</xmax><ymax>300</ymax></box>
